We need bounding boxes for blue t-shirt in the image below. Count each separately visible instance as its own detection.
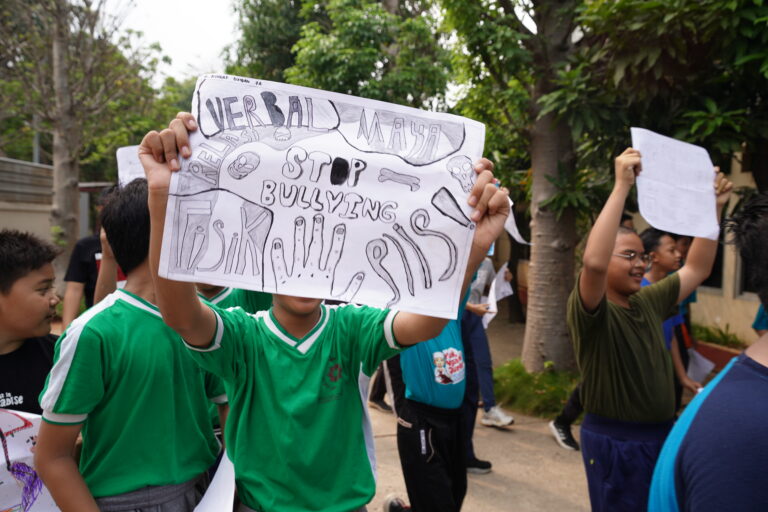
[678,289,697,317]
[753,304,767,332]
[400,294,468,410]
[642,277,683,349]
[649,354,768,511]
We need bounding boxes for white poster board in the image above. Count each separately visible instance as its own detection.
[116,145,143,187]
[0,409,59,511]
[630,128,719,240]
[159,75,486,319]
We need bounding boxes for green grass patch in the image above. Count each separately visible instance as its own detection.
[493,359,580,419]
[692,323,748,350]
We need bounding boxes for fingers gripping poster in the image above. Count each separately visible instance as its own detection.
[160,75,486,319]
[0,410,58,512]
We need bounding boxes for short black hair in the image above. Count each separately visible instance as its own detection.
[668,233,692,242]
[0,230,60,294]
[97,184,118,207]
[726,192,768,306]
[621,212,633,224]
[640,228,672,254]
[100,179,150,275]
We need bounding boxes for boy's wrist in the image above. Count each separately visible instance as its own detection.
[612,182,632,196]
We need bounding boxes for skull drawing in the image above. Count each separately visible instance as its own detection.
[227,151,260,180]
[447,155,474,193]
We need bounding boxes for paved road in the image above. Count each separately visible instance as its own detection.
[367,309,590,511]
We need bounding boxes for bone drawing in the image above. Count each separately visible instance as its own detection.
[393,223,432,290]
[431,187,472,228]
[366,239,401,307]
[410,209,458,281]
[378,167,420,191]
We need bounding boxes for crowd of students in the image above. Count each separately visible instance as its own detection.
[0,112,766,512]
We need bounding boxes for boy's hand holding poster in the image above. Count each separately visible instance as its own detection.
[158,75,486,319]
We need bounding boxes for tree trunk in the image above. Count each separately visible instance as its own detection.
[521,114,577,371]
[521,0,579,372]
[50,2,79,289]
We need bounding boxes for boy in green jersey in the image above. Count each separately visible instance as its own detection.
[35,179,227,512]
[196,283,272,312]
[140,112,510,512]
[570,148,732,512]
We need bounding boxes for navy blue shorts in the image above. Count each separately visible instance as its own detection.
[580,414,672,512]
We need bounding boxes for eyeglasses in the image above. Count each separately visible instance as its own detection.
[613,250,651,265]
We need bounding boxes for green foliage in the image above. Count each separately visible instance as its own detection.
[50,225,67,248]
[226,0,306,82]
[285,0,450,108]
[441,0,535,178]
[692,323,748,349]
[80,77,197,183]
[542,0,768,168]
[0,1,169,184]
[493,358,580,419]
[540,165,612,222]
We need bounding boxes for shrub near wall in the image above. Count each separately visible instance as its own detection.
[493,359,580,419]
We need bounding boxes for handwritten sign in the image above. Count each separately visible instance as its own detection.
[159,75,486,318]
[631,128,719,240]
[0,409,58,512]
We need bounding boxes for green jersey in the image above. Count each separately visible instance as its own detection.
[199,287,272,313]
[197,287,272,428]
[568,273,680,423]
[39,289,224,498]
[184,303,400,512]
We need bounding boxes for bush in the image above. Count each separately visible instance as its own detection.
[692,323,747,350]
[493,359,580,419]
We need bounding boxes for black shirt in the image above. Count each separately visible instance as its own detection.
[0,334,56,414]
[64,234,101,308]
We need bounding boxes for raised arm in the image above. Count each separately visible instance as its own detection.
[579,148,640,312]
[676,170,733,302]
[141,114,217,347]
[393,160,510,345]
[93,228,117,304]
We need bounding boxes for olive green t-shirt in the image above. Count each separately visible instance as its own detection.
[567,273,680,423]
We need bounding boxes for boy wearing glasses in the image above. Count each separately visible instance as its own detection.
[567,148,732,512]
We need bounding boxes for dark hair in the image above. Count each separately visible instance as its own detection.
[640,228,672,254]
[97,184,118,207]
[621,212,633,224]
[100,179,150,275]
[0,230,60,294]
[725,192,768,306]
[668,233,692,242]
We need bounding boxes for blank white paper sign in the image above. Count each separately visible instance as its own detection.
[116,145,143,187]
[631,128,719,240]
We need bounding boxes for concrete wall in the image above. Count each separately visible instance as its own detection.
[0,158,53,241]
[693,155,761,345]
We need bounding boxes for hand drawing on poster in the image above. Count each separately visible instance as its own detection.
[0,409,58,512]
[158,75,486,319]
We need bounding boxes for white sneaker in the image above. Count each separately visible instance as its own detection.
[480,405,514,427]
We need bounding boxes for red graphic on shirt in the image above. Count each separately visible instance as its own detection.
[432,348,465,385]
[327,363,342,383]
